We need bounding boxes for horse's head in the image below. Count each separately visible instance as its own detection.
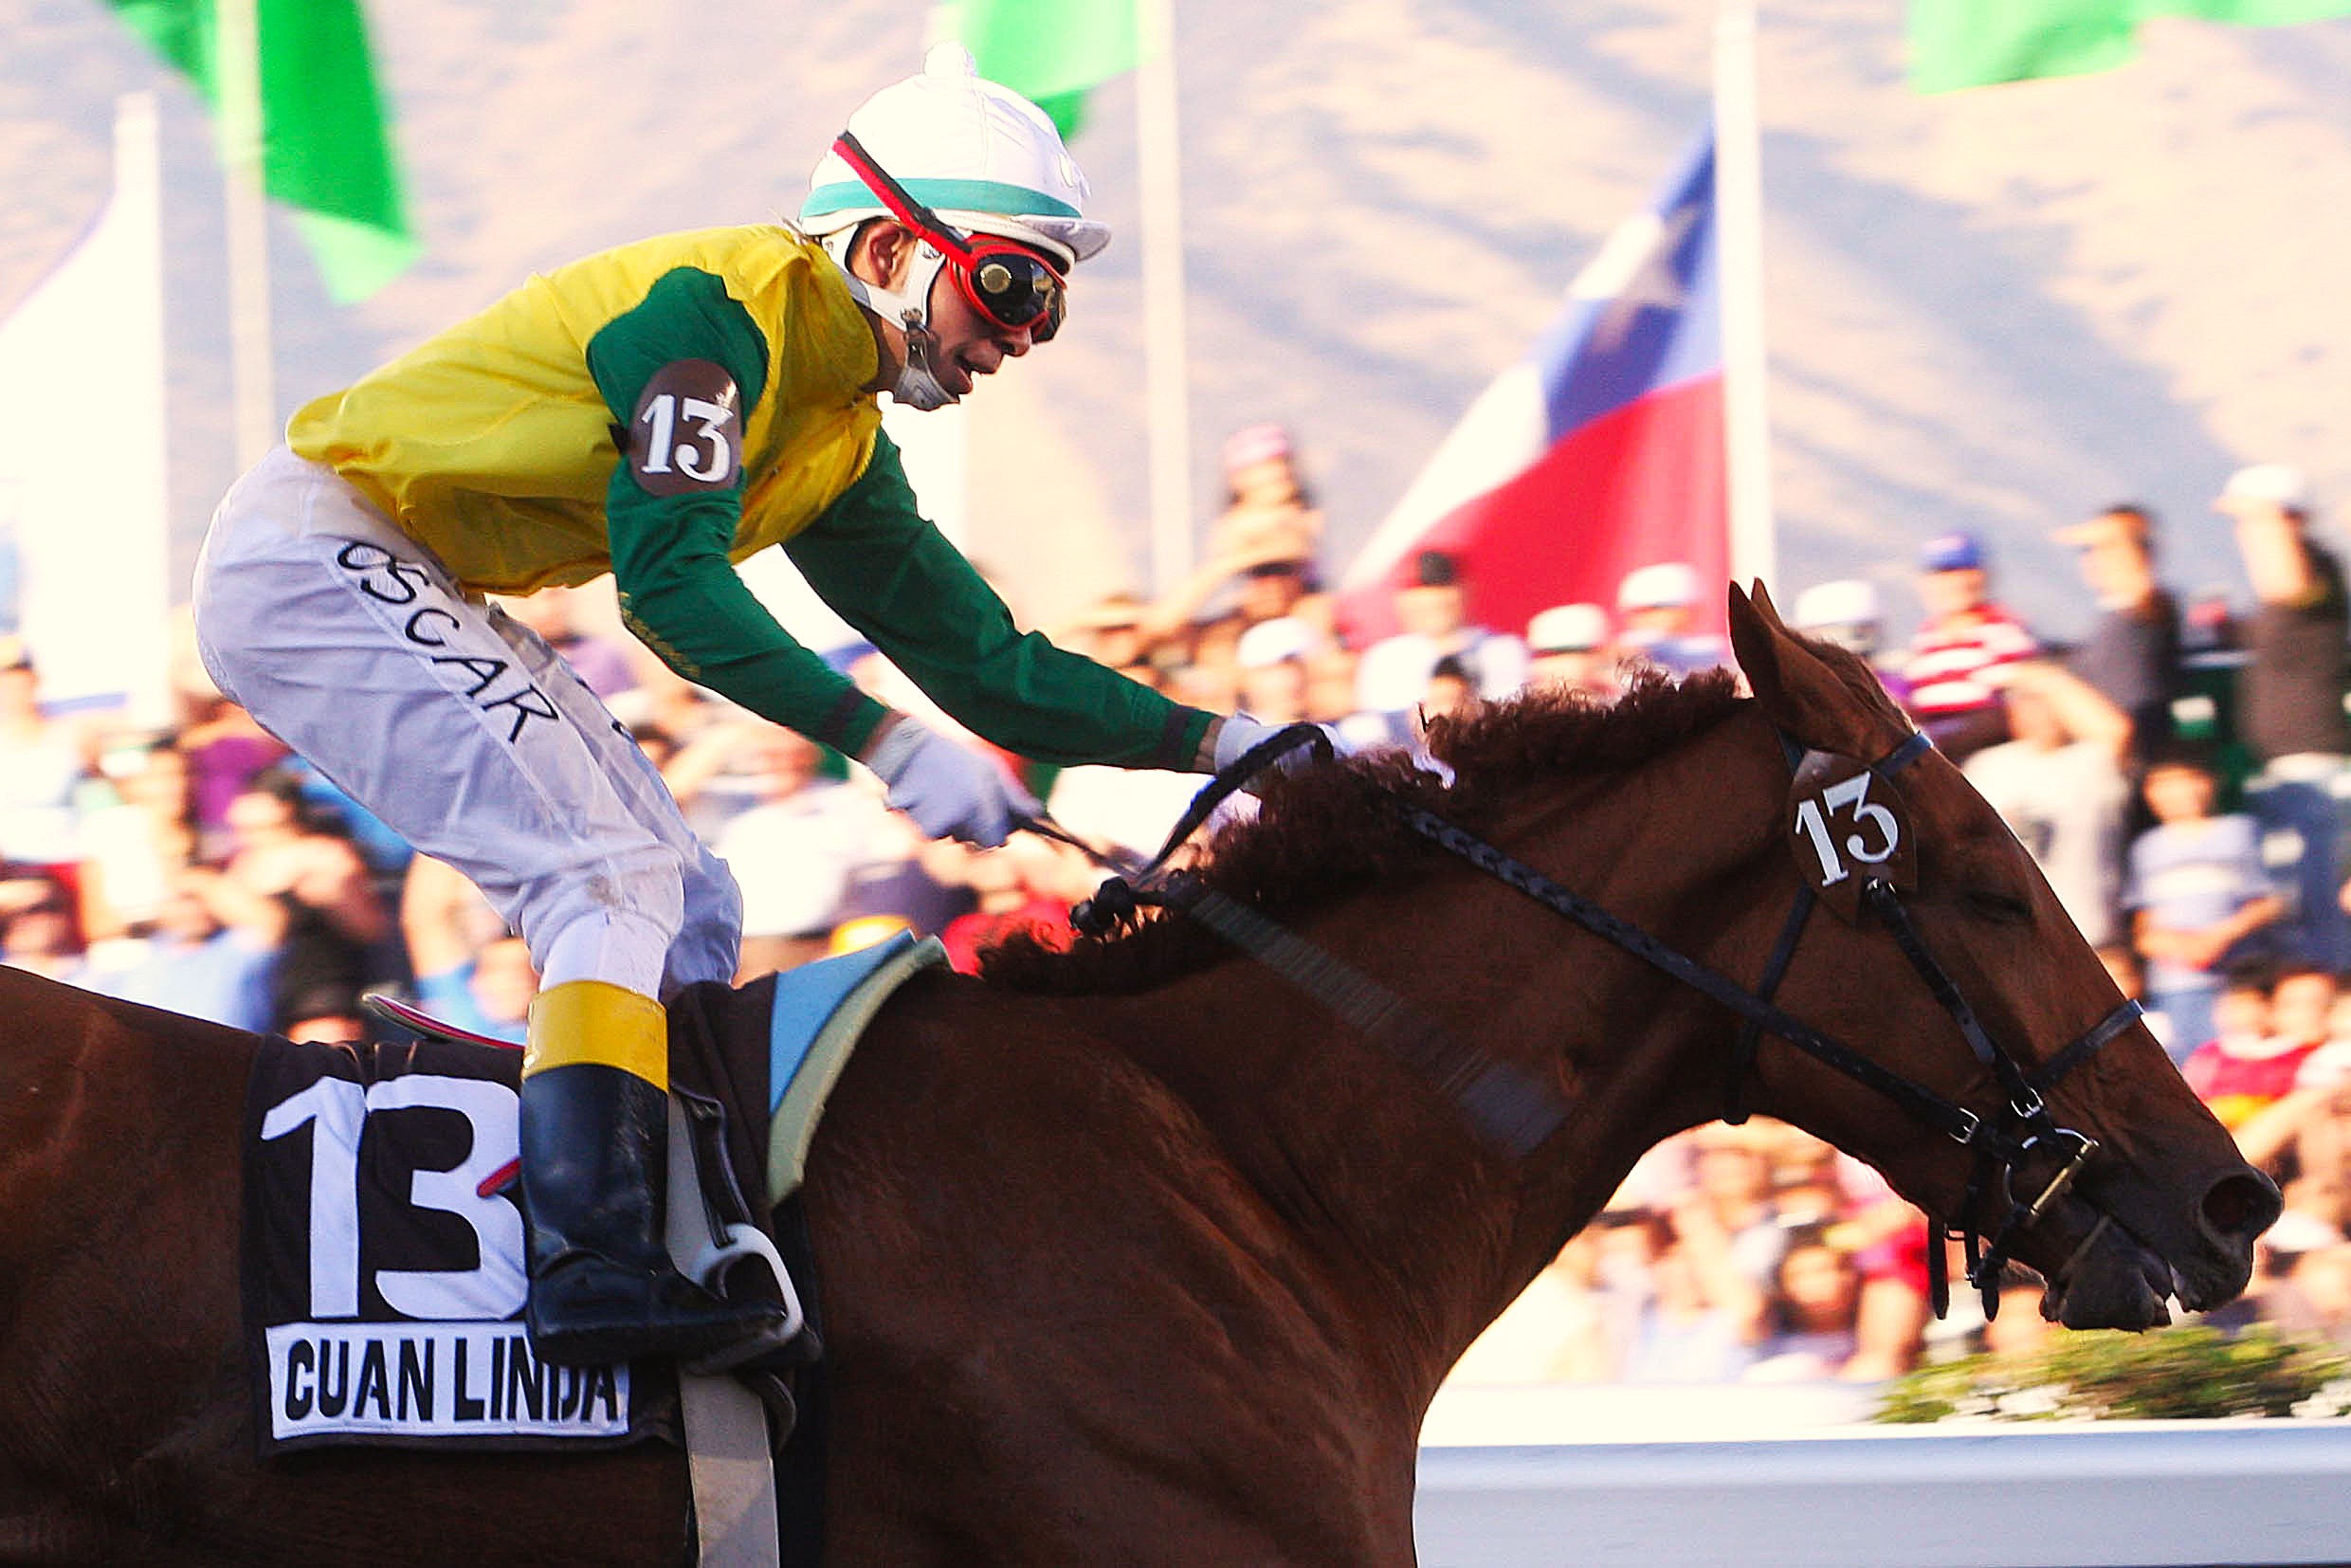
[1723,583,2277,1328]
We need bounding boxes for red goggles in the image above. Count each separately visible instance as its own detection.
[830,132,1066,343]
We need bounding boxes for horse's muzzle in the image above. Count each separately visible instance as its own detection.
[2040,1163,2281,1329]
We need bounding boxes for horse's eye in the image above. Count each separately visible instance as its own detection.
[1964,888,2034,925]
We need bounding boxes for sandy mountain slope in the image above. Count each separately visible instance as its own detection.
[3,0,2346,644]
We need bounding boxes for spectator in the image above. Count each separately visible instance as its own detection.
[1134,426,1328,656]
[401,853,537,1043]
[75,738,199,941]
[1902,531,2039,762]
[0,871,82,982]
[1444,1235,1614,1385]
[1212,423,1325,580]
[496,585,640,702]
[1524,602,1620,702]
[1056,593,1154,672]
[2123,748,2284,1062]
[1415,655,1480,733]
[1614,563,1727,680]
[712,727,887,980]
[2180,967,2324,1131]
[1960,661,2132,947]
[1791,578,1911,706]
[222,770,394,1033]
[1682,1122,1794,1291]
[1355,550,1528,717]
[90,864,283,1032]
[2055,504,2181,760]
[1745,1226,1866,1382]
[0,637,85,874]
[934,835,1090,975]
[1233,616,1320,722]
[2265,1235,2351,1351]
[2218,463,2351,974]
[1620,1208,1763,1384]
[175,692,289,863]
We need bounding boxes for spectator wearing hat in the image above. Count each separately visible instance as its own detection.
[1790,579,1910,705]
[1212,422,1324,575]
[1902,531,2039,763]
[1355,550,1529,717]
[1233,615,1320,725]
[2219,463,2351,973]
[1130,427,1329,660]
[1526,603,1621,702]
[1614,563,1728,681]
[2057,504,2181,761]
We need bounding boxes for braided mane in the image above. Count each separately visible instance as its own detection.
[983,667,1750,995]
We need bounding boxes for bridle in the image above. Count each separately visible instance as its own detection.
[1040,717,2142,1320]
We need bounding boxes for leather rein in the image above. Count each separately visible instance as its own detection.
[1037,720,2141,1320]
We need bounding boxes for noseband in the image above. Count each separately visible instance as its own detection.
[1054,721,2141,1320]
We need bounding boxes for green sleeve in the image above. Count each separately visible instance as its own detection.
[587,266,889,752]
[785,433,1214,771]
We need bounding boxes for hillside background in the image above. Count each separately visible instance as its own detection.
[4,0,2349,645]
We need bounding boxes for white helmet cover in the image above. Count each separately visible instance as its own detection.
[799,42,1110,270]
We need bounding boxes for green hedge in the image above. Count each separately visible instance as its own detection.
[1876,1325,2351,1423]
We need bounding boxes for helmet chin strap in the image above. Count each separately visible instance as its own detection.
[821,229,959,410]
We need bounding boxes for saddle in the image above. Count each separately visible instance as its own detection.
[352,932,947,1565]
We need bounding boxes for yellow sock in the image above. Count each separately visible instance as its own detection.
[522,979,667,1089]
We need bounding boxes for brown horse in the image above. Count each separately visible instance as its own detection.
[0,588,2277,1565]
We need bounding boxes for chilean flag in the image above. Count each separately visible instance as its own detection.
[1339,124,1725,646]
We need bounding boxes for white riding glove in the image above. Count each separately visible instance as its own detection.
[861,717,1041,848]
[1211,715,1350,777]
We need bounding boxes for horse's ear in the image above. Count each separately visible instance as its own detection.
[1729,578,1869,754]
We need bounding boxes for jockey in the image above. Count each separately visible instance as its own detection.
[192,46,1296,1370]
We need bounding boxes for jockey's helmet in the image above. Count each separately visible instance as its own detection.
[798,43,1109,272]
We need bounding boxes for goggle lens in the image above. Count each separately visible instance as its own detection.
[961,246,1066,343]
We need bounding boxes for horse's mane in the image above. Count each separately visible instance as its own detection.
[983,667,1751,995]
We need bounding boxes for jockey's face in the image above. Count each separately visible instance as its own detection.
[918,260,1040,400]
[852,222,1046,404]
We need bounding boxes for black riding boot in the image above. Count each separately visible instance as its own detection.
[519,1061,790,1367]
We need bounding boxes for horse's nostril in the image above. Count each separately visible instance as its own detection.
[2203,1171,2284,1240]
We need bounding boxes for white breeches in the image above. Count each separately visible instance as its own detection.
[191,447,741,1000]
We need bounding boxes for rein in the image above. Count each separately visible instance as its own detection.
[1043,719,2140,1319]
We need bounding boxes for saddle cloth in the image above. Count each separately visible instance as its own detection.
[241,932,944,1456]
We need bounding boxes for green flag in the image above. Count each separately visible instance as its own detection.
[1910,0,2351,91]
[952,0,1142,138]
[105,0,417,301]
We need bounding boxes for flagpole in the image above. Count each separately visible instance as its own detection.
[1713,0,1776,591]
[118,92,174,725]
[218,0,277,470]
[1136,0,1194,595]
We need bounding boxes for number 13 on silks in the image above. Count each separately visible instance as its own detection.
[1786,749,1916,921]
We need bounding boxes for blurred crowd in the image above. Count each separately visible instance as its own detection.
[8,426,2351,1386]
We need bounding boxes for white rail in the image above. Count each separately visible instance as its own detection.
[1415,1422,2351,1566]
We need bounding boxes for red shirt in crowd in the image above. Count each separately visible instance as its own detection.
[1904,604,2038,719]
[2181,1037,2322,1128]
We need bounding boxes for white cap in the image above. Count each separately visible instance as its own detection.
[799,43,1108,269]
[1617,561,1700,612]
[1235,616,1317,669]
[1527,603,1610,654]
[2219,463,2312,514]
[1792,578,1881,630]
